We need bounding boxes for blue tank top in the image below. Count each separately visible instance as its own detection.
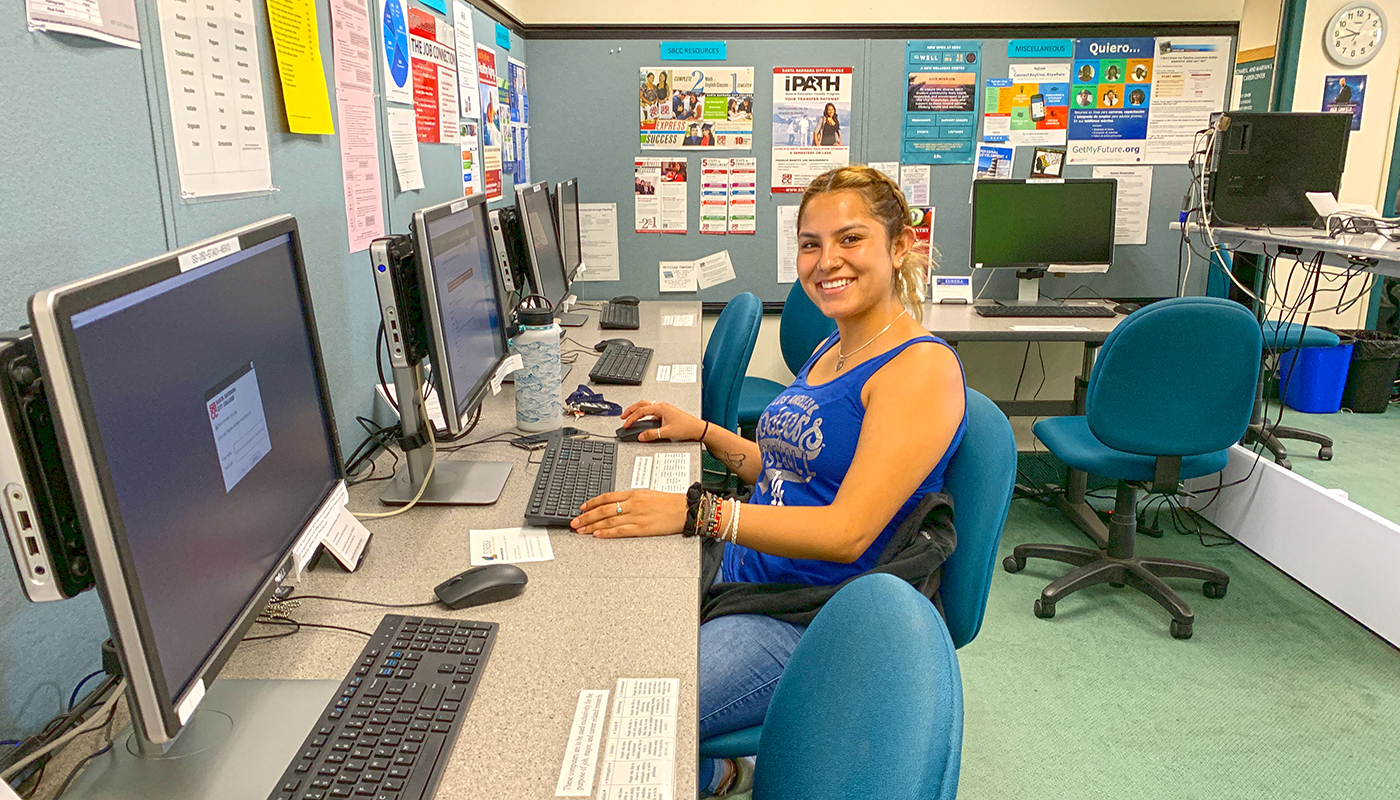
[721,332,966,587]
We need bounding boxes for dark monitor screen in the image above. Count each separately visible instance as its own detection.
[516,182,569,307]
[971,179,1117,268]
[555,179,581,276]
[415,196,509,433]
[32,218,342,739]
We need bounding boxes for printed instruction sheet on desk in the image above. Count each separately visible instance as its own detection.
[468,527,554,566]
[597,679,680,800]
[632,453,692,492]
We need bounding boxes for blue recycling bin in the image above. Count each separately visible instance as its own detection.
[1277,343,1355,413]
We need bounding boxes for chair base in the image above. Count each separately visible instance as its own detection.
[1006,481,1228,639]
[1243,419,1334,471]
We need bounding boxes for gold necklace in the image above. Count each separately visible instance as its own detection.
[835,309,908,372]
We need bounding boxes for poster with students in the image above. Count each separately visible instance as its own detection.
[476,44,502,200]
[772,67,853,193]
[640,66,755,150]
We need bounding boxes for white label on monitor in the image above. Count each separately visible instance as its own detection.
[205,363,273,493]
[178,237,241,273]
[176,678,206,725]
[450,198,469,214]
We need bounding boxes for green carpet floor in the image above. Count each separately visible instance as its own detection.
[730,493,1400,799]
[1261,401,1400,526]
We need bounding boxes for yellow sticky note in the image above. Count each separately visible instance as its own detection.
[265,0,335,135]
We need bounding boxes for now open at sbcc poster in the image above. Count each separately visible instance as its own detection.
[639,66,755,150]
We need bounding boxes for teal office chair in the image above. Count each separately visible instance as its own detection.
[1005,297,1262,639]
[701,388,1015,759]
[702,292,764,434]
[751,573,963,800]
[1244,321,1342,468]
[736,283,836,430]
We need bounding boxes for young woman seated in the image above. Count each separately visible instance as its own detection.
[571,165,967,796]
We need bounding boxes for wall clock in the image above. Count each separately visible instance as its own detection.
[1326,1,1387,66]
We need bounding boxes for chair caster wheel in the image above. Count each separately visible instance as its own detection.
[1003,555,1025,573]
[1319,447,1333,461]
[1033,598,1055,619]
[1203,582,1227,599]
[1170,620,1193,639]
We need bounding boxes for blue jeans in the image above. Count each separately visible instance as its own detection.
[698,613,806,794]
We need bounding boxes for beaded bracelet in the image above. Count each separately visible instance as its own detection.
[722,499,741,544]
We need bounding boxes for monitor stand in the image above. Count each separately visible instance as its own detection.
[995,268,1064,308]
[61,679,337,800]
[556,311,588,327]
[379,363,511,506]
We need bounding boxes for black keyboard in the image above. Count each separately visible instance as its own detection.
[974,304,1117,318]
[589,343,653,385]
[266,614,497,800]
[599,302,640,330]
[524,437,616,527]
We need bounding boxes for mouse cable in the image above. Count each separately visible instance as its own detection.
[275,594,440,609]
[255,615,374,638]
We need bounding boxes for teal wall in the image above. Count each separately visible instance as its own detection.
[0,0,524,743]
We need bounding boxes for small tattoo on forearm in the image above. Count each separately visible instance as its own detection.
[719,450,746,470]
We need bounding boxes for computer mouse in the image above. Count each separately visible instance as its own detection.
[610,295,641,305]
[434,564,528,609]
[616,418,666,442]
[594,338,634,352]
[1113,302,1141,315]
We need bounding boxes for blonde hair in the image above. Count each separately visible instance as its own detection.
[797,165,937,316]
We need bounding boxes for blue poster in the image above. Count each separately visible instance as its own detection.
[903,40,982,164]
[1323,75,1366,131]
[1066,37,1154,164]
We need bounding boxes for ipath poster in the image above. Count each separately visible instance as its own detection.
[408,8,458,143]
[476,44,502,200]
[772,67,853,193]
[640,66,755,150]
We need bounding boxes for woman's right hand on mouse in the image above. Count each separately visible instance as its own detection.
[620,400,706,442]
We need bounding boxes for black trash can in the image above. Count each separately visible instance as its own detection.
[1339,330,1400,413]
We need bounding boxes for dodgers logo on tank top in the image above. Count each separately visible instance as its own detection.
[753,392,824,506]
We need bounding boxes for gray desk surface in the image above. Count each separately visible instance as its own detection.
[921,299,1125,344]
[1176,222,1400,277]
[36,302,705,800]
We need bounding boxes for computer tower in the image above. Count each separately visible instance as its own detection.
[0,330,92,601]
[1207,112,1351,227]
[488,207,533,297]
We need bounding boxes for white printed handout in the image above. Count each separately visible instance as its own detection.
[205,362,272,493]
[408,7,458,143]
[899,164,930,205]
[577,203,621,282]
[1092,166,1153,245]
[387,107,424,191]
[321,507,372,570]
[659,158,688,233]
[777,204,799,284]
[460,120,481,195]
[451,1,479,118]
[696,251,736,290]
[1145,37,1232,163]
[596,679,679,800]
[331,0,384,252]
[640,66,755,150]
[772,67,853,193]
[556,690,610,796]
[868,161,900,184]
[700,158,730,234]
[727,159,756,234]
[468,527,554,566]
[154,0,273,198]
[669,365,697,384]
[27,0,139,47]
[377,0,412,104]
[659,261,697,292]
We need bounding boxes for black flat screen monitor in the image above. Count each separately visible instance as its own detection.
[28,215,345,746]
[555,178,582,278]
[1207,112,1351,227]
[412,194,511,437]
[971,179,1118,269]
[515,181,570,309]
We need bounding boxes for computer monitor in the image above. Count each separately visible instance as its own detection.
[1207,111,1351,227]
[970,178,1117,305]
[367,194,513,506]
[555,178,582,278]
[516,181,586,326]
[28,216,348,795]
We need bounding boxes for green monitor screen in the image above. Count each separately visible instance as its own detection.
[970,179,1117,268]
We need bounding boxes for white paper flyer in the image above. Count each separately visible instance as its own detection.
[728,158,756,234]
[700,158,730,234]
